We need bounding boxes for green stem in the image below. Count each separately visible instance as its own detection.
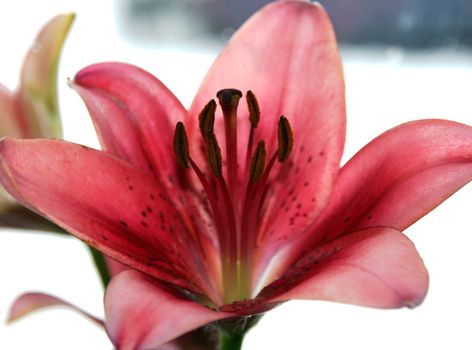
[217,315,262,350]
[87,246,111,288]
[219,330,245,350]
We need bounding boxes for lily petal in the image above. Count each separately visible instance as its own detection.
[105,270,230,350]
[8,292,214,350]
[72,62,186,177]
[313,119,472,243]
[189,1,345,274]
[17,13,75,138]
[0,138,216,298]
[72,63,221,277]
[8,292,103,327]
[261,227,428,309]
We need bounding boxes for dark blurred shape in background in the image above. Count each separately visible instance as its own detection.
[114,0,472,48]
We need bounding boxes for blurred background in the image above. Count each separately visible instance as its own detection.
[115,0,472,47]
[0,1,471,349]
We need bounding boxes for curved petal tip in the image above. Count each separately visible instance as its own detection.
[7,292,104,327]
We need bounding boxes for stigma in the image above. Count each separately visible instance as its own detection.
[173,89,293,303]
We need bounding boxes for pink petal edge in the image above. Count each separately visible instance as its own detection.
[7,292,104,327]
[265,227,429,309]
[313,119,472,243]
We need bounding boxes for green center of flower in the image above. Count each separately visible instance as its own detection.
[173,89,293,303]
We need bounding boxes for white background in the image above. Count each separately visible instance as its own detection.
[0,1,471,349]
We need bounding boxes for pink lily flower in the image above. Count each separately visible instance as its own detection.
[1,1,472,349]
[0,13,74,217]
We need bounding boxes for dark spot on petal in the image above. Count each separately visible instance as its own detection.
[119,220,128,227]
[367,214,373,220]
[140,221,148,228]
[343,217,350,223]
[147,206,153,213]
[141,210,147,217]
[307,156,313,163]
[128,185,134,191]
[319,151,325,156]
[297,203,302,209]
[149,194,155,200]
[304,182,309,187]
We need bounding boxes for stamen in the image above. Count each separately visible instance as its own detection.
[173,122,190,168]
[249,141,266,182]
[246,90,260,128]
[172,89,296,303]
[198,99,217,139]
[204,132,223,177]
[241,140,267,292]
[244,90,261,178]
[277,116,294,162]
[243,115,294,261]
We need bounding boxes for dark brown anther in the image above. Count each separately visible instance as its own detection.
[277,116,294,162]
[246,90,260,128]
[249,140,267,181]
[173,122,190,168]
[205,133,223,177]
[198,99,216,139]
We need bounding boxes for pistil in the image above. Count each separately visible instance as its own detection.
[217,89,244,300]
[217,89,242,208]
